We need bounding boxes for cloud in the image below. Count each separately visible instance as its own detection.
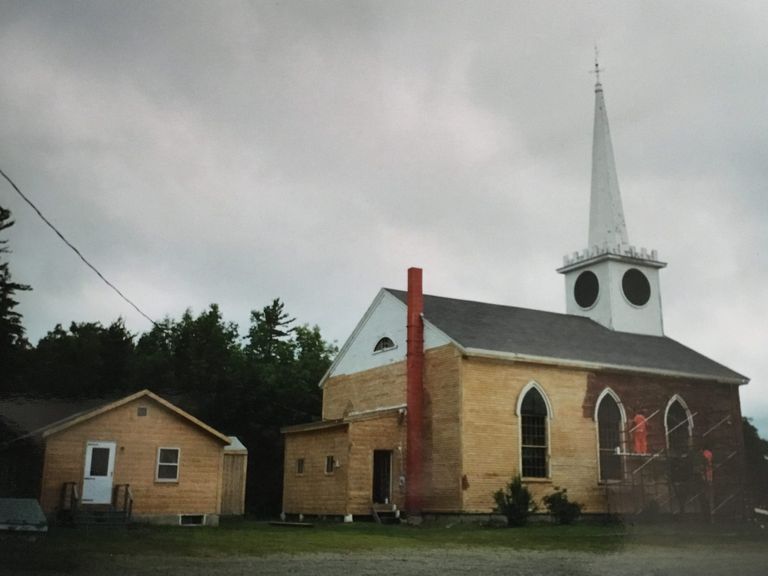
[1,1,766,432]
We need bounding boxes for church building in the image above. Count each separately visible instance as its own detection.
[281,73,748,520]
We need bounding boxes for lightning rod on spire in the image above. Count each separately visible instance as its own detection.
[591,46,604,85]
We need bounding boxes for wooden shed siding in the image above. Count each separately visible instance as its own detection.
[322,362,406,421]
[39,397,224,516]
[220,453,247,515]
[282,426,349,515]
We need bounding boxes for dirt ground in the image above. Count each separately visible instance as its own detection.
[6,546,767,576]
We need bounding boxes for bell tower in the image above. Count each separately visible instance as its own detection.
[557,62,666,336]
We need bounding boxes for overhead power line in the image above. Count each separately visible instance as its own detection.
[0,167,159,329]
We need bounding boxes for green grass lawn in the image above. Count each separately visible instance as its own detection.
[1,519,766,573]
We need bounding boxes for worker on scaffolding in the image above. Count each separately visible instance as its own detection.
[700,446,715,521]
[632,412,648,455]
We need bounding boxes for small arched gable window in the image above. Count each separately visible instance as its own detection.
[595,388,625,481]
[519,383,550,478]
[665,396,692,455]
[373,337,396,353]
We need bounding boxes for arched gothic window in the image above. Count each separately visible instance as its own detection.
[597,391,624,481]
[666,397,692,455]
[520,386,549,478]
[373,337,395,352]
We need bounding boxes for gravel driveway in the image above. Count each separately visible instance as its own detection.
[9,546,766,576]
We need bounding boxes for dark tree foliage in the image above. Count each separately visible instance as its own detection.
[0,206,31,390]
[235,303,336,515]
[742,418,768,508]
[31,320,136,397]
[134,318,177,392]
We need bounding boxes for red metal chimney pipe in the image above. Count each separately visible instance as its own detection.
[406,267,424,515]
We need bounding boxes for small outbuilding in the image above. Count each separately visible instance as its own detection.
[0,389,247,526]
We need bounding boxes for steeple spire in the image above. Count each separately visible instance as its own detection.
[588,59,629,249]
[558,58,666,337]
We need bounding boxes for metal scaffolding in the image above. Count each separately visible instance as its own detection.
[602,411,743,520]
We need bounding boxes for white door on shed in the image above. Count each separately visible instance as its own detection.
[81,441,116,504]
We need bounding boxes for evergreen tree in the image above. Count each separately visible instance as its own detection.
[0,205,31,390]
[246,298,295,363]
[31,320,135,397]
[742,418,768,508]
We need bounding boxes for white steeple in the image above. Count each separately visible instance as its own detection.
[589,68,629,249]
[557,59,666,336]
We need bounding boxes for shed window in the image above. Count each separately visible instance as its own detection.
[137,406,148,417]
[373,337,395,352]
[156,447,180,482]
[297,458,305,474]
[597,394,623,481]
[325,455,335,474]
[520,387,548,478]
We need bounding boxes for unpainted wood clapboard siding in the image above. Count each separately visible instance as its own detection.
[39,397,225,516]
[282,425,349,515]
[322,361,406,421]
[461,358,604,512]
[421,345,463,512]
[346,412,406,514]
[220,453,247,515]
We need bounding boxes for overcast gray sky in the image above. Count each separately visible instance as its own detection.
[1,1,766,433]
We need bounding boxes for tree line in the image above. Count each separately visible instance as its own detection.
[1,205,335,515]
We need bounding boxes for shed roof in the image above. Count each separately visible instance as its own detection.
[281,419,346,434]
[224,436,248,454]
[386,289,747,384]
[0,390,231,445]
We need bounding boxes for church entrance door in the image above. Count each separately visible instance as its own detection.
[372,450,392,504]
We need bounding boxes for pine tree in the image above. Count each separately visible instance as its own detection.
[0,206,32,350]
[0,206,31,369]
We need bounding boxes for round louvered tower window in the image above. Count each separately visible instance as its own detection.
[574,271,599,308]
[622,268,651,306]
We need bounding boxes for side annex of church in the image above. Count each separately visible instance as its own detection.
[281,72,748,520]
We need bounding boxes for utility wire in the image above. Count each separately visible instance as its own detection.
[0,167,159,329]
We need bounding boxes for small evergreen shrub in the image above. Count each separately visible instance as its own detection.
[493,474,537,527]
[542,487,583,525]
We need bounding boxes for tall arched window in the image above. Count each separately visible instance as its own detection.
[666,397,692,455]
[520,386,549,478]
[596,390,624,481]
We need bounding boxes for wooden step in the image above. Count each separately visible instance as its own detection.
[73,507,130,526]
[372,503,400,524]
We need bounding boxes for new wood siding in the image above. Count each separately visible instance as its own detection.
[422,345,463,512]
[282,425,349,515]
[39,397,225,517]
[346,413,406,514]
[322,361,406,421]
[460,357,604,512]
[220,453,248,515]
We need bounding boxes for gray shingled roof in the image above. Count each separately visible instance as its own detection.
[386,289,746,384]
